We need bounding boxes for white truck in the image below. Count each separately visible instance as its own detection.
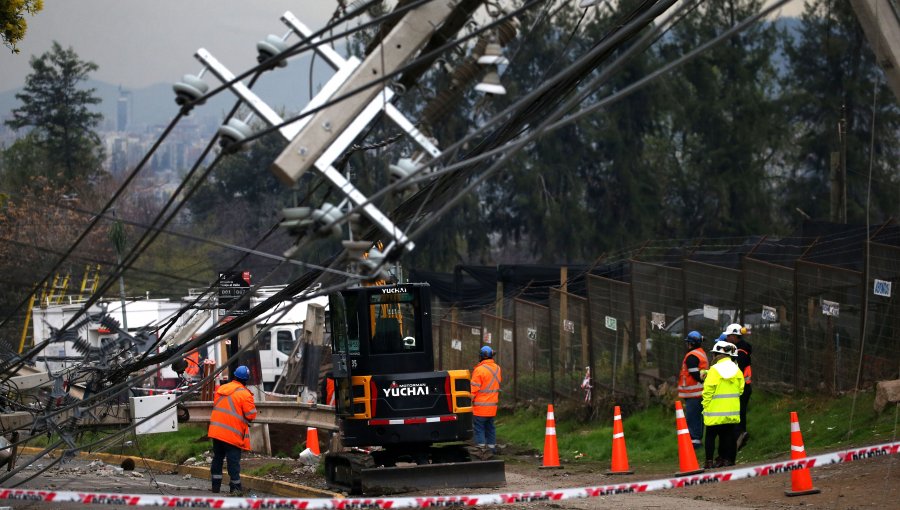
[31,287,328,392]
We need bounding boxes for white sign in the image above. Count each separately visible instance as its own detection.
[822,299,840,317]
[451,339,462,351]
[471,327,480,336]
[503,329,513,342]
[651,312,666,330]
[703,305,719,320]
[761,305,777,322]
[526,327,537,341]
[563,319,575,334]
[874,279,892,298]
[605,316,617,331]
[483,331,492,344]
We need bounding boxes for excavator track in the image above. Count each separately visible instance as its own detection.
[324,445,506,495]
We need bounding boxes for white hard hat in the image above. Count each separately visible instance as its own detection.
[724,323,743,336]
[711,340,738,357]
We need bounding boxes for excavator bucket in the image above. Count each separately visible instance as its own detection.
[359,460,506,495]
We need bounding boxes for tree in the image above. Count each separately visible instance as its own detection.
[1,0,43,53]
[649,0,788,238]
[4,41,104,189]
[781,0,900,225]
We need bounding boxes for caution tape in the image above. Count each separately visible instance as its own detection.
[1,441,897,508]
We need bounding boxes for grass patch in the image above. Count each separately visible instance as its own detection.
[245,462,294,477]
[497,389,898,472]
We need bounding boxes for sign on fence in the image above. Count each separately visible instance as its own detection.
[651,312,666,330]
[761,305,777,322]
[605,316,617,331]
[483,331,492,344]
[503,329,513,342]
[471,327,480,336]
[822,299,840,317]
[563,319,575,333]
[451,339,462,351]
[526,327,537,341]
[703,305,718,320]
[874,279,892,298]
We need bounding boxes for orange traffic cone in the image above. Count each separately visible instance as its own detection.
[674,400,704,476]
[785,412,820,497]
[306,427,321,456]
[607,405,633,475]
[539,404,563,469]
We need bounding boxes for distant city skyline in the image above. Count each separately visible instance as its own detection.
[0,0,340,92]
[2,1,806,93]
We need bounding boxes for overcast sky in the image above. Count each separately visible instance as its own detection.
[1,0,805,93]
[0,0,341,92]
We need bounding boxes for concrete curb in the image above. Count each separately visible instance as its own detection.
[19,447,339,498]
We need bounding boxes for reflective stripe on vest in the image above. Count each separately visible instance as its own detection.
[472,361,501,417]
[678,348,708,398]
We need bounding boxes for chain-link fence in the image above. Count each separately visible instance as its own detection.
[426,224,900,412]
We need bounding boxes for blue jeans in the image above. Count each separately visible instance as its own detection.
[210,439,242,488]
[683,397,704,449]
[473,416,496,447]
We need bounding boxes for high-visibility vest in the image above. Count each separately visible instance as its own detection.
[737,348,752,384]
[471,359,502,417]
[208,381,257,450]
[678,348,708,399]
[184,350,200,378]
[701,358,745,426]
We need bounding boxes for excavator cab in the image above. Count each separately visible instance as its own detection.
[325,282,505,494]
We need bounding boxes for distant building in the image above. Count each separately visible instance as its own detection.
[116,86,131,132]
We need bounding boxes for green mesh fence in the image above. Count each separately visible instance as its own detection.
[742,257,796,388]
[795,261,863,393]
[437,318,482,372]
[480,312,515,397]
[683,260,741,340]
[863,240,900,382]
[587,274,637,397]
[631,261,684,381]
[549,289,590,404]
[513,299,551,403]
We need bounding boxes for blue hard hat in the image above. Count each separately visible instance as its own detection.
[234,365,250,381]
[685,331,703,343]
[480,346,494,359]
[717,333,727,342]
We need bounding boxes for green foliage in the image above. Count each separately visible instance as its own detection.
[1,0,42,53]
[3,41,104,189]
[781,0,900,224]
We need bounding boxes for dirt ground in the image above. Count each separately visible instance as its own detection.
[242,441,900,509]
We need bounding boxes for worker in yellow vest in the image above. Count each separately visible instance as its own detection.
[702,340,744,469]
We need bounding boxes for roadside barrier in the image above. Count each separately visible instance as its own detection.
[539,404,562,469]
[674,400,703,476]
[784,411,820,497]
[606,405,633,475]
[2,441,896,508]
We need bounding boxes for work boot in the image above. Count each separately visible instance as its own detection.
[229,483,244,497]
[704,459,714,469]
[211,479,221,494]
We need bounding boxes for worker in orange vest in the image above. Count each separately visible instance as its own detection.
[208,365,257,496]
[678,331,708,452]
[471,346,502,459]
[184,349,201,381]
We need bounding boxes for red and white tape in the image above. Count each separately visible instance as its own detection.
[1,442,897,508]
